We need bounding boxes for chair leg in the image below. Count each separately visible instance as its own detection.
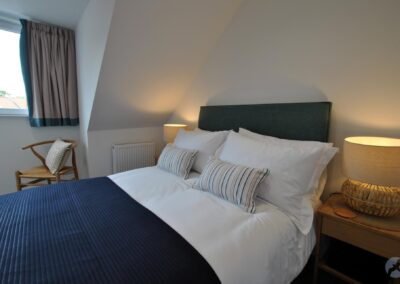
[71,149,79,180]
[55,174,60,183]
[15,171,22,191]
[73,167,79,180]
[47,179,52,185]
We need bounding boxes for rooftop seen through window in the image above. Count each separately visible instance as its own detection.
[0,28,27,114]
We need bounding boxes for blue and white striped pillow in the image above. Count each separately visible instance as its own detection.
[157,145,198,179]
[194,158,269,213]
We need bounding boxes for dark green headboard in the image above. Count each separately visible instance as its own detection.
[198,102,332,142]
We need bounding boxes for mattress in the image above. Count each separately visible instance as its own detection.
[110,166,315,284]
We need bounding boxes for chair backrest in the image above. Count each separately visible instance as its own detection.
[22,139,78,170]
[61,139,78,149]
[22,139,78,150]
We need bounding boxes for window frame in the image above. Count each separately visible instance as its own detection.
[0,16,28,117]
[0,108,28,117]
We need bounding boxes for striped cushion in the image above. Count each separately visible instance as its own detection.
[194,158,269,213]
[157,145,198,179]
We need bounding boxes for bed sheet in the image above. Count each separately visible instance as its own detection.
[109,167,315,284]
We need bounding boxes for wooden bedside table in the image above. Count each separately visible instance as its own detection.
[313,193,400,284]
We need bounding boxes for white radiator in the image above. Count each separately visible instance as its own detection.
[112,142,156,173]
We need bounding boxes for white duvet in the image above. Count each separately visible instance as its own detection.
[109,167,314,284]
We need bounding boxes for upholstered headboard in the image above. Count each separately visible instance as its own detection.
[198,102,332,142]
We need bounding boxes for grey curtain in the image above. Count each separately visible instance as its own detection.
[21,20,79,126]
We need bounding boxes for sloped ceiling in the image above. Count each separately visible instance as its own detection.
[0,0,89,29]
[88,0,243,130]
[75,0,116,145]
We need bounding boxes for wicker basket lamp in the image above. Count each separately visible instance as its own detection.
[342,137,400,217]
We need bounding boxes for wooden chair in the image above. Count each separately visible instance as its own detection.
[15,139,79,191]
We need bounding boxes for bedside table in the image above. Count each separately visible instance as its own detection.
[313,193,400,284]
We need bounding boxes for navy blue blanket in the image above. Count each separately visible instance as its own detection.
[0,177,220,283]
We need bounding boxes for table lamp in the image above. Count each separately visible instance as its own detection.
[163,124,187,144]
[342,136,400,217]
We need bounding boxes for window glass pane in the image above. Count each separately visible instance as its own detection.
[0,29,27,110]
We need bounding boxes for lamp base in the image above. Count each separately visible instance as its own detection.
[341,179,400,217]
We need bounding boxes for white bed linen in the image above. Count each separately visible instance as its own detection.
[109,167,315,284]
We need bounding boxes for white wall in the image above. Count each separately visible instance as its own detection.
[75,0,116,175]
[87,127,163,177]
[0,117,85,195]
[76,0,115,143]
[76,0,242,178]
[88,0,243,131]
[171,0,400,197]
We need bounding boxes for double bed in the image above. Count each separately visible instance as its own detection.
[0,102,332,283]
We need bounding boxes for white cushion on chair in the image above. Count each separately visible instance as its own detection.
[45,139,72,174]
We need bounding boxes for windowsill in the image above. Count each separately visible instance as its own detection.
[0,109,28,117]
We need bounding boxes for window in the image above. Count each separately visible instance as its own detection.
[0,23,28,116]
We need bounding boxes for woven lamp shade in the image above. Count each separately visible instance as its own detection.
[342,137,400,217]
[163,124,187,144]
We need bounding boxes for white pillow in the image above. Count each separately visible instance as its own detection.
[173,129,228,173]
[314,169,327,202]
[310,169,327,210]
[45,139,72,174]
[239,128,337,202]
[195,128,233,156]
[218,132,336,234]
